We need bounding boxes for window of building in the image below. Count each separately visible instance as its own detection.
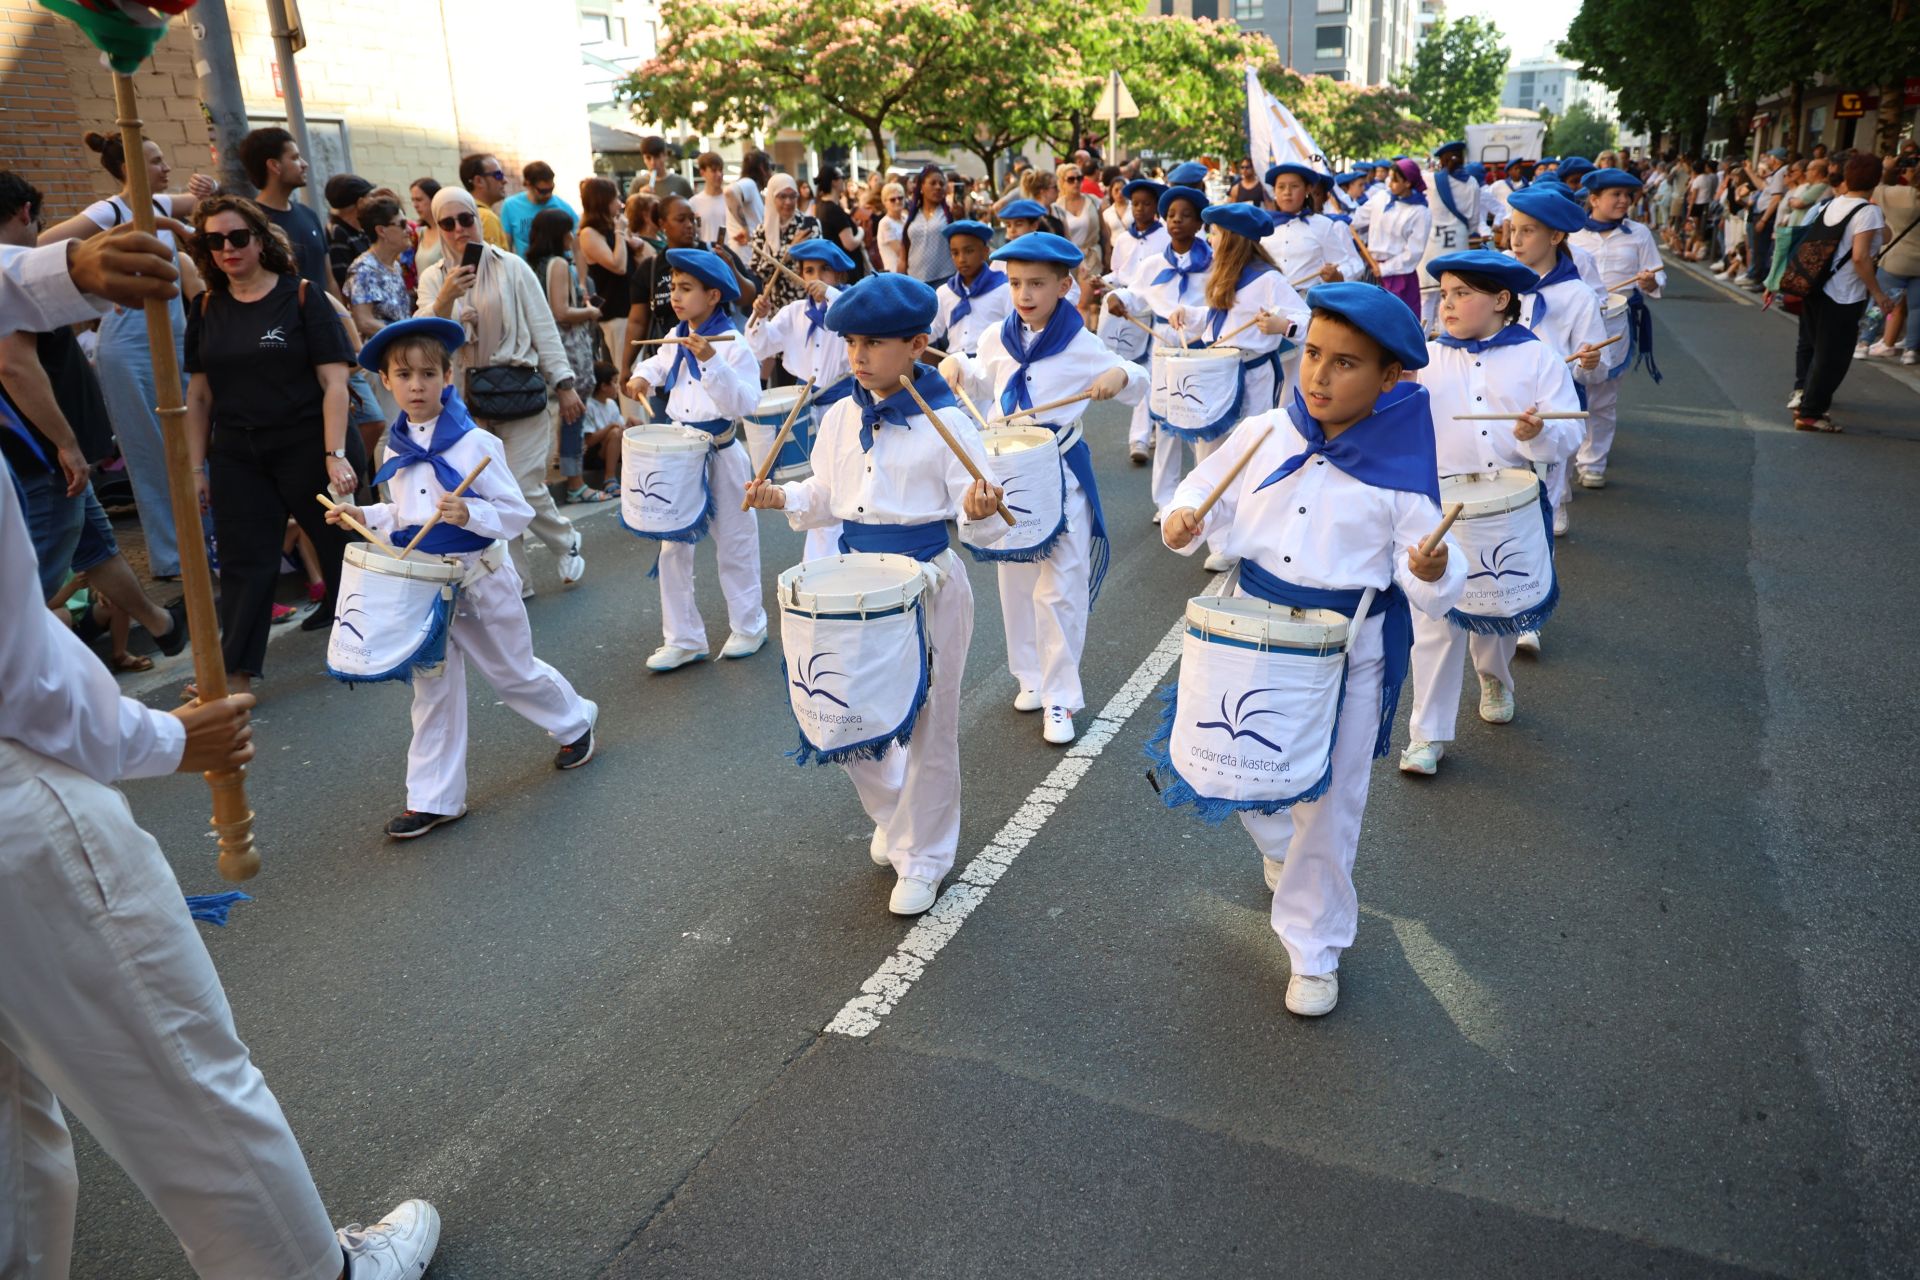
[1316,0,1350,11]
[1519,70,1535,85]
[580,11,609,41]
[1315,24,1348,59]
[1233,0,1264,17]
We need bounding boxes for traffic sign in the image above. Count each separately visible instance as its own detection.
[1093,71,1139,122]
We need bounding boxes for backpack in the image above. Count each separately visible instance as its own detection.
[1777,200,1867,302]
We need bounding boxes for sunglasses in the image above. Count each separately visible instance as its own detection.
[437,211,478,231]
[486,169,507,181]
[197,228,255,250]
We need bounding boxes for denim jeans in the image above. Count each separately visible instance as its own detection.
[1877,267,1920,350]
[94,300,187,577]
[14,467,84,599]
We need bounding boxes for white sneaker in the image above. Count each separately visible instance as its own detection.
[1868,340,1898,358]
[1129,443,1150,465]
[646,645,708,672]
[520,581,536,600]
[1852,342,1870,360]
[1577,469,1607,490]
[1262,855,1284,892]
[1013,687,1043,712]
[558,533,585,586]
[869,826,892,867]
[889,873,938,915]
[720,628,767,659]
[1787,389,1804,410]
[1286,971,1338,1017]
[1552,504,1569,537]
[1516,630,1541,656]
[339,1199,440,1280]
[1399,740,1444,774]
[1151,511,1163,525]
[1043,706,1076,744]
[1479,675,1515,724]
[1203,551,1239,573]
[1903,351,1918,366]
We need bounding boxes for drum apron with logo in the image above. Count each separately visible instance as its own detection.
[1149,345,1245,443]
[959,423,1071,563]
[1097,306,1150,362]
[327,543,463,684]
[1441,468,1557,634]
[778,553,933,766]
[619,424,723,544]
[742,385,814,483]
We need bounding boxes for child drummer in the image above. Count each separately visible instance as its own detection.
[931,220,1010,358]
[1105,179,1169,468]
[625,247,768,672]
[1158,283,1464,1017]
[744,275,1006,917]
[941,232,1146,745]
[1568,168,1664,488]
[1398,251,1581,779]
[324,318,597,839]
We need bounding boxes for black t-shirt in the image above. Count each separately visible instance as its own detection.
[261,199,332,293]
[185,275,354,433]
[814,199,864,282]
[0,328,116,476]
[631,238,761,340]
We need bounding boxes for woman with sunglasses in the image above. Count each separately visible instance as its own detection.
[416,186,588,590]
[346,196,416,433]
[181,196,358,693]
[876,182,907,273]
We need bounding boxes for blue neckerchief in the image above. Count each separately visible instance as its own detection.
[1433,324,1538,354]
[1272,209,1312,225]
[370,386,476,491]
[839,519,949,561]
[662,311,737,392]
[996,301,1085,416]
[1391,190,1428,207]
[852,362,958,452]
[803,297,828,339]
[1325,212,1352,225]
[1523,249,1583,325]
[1127,220,1162,241]
[812,373,857,413]
[1204,264,1275,340]
[1584,216,1624,233]
[1434,169,1468,226]
[948,266,1007,326]
[1253,383,1440,505]
[1150,239,1213,298]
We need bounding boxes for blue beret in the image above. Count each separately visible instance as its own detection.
[1505,186,1587,232]
[1304,282,1428,370]
[999,198,1048,221]
[1336,170,1367,185]
[1582,168,1642,194]
[1558,157,1596,181]
[824,273,937,340]
[1434,140,1466,157]
[786,239,856,274]
[358,316,464,372]
[1264,162,1319,187]
[944,219,993,244]
[1539,156,1560,165]
[665,247,739,305]
[1765,146,1787,159]
[990,231,1083,267]
[1463,162,1487,184]
[1121,178,1167,200]
[1202,201,1274,242]
[1157,186,1210,218]
[1165,161,1209,187]
[1424,249,1539,295]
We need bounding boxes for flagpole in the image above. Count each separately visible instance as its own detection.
[1108,69,1118,164]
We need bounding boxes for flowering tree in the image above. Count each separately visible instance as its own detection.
[1282,70,1431,165]
[1115,16,1281,159]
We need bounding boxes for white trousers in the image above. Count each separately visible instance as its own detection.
[1236,610,1385,976]
[407,553,593,815]
[998,479,1091,714]
[0,741,341,1280]
[491,407,577,578]
[844,559,974,884]
[1127,394,1152,448]
[1152,361,1274,538]
[1577,376,1620,477]
[802,524,842,564]
[1408,610,1516,745]
[656,441,766,652]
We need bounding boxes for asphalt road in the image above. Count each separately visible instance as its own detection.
[70,270,1920,1278]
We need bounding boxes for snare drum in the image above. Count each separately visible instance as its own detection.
[327,543,462,684]
[1601,292,1629,323]
[620,425,716,542]
[1150,345,1245,441]
[743,386,813,483]
[1440,468,1557,632]
[1097,306,1150,362]
[960,423,1068,560]
[778,553,933,765]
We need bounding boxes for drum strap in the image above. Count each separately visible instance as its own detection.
[1240,559,1409,760]
[683,416,739,447]
[839,519,948,562]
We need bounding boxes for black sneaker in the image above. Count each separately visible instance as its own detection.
[299,607,335,632]
[151,599,189,657]
[385,809,464,839]
[555,726,595,770]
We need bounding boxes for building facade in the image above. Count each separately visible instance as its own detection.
[1188,0,1413,85]
[1502,55,1617,122]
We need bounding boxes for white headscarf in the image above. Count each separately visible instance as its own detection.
[762,173,798,257]
[430,186,502,367]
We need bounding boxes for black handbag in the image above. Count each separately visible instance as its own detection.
[464,364,548,419]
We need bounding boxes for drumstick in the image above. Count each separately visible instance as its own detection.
[1173,316,1195,349]
[740,376,815,511]
[1564,333,1624,362]
[988,387,1098,423]
[773,256,810,290]
[1350,227,1382,280]
[1451,411,1589,420]
[1419,502,1464,556]
[950,382,993,432]
[895,374,1016,526]
[1191,424,1273,522]
[630,333,739,346]
[396,456,493,559]
[1208,312,1270,348]
[315,492,396,554]
[1114,311,1156,337]
[1605,276,1646,293]
[1291,270,1326,289]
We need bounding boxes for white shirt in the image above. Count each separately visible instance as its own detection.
[1485,179,1514,228]
[1816,196,1886,304]
[1352,183,1391,237]
[1107,221,1170,285]
[361,414,531,545]
[1568,220,1665,335]
[81,194,179,252]
[1368,198,1433,275]
[1415,336,1584,476]
[689,190,729,246]
[877,217,906,273]
[1429,170,1481,240]
[954,318,1147,429]
[932,270,1014,357]
[0,471,183,781]
[1111,239,1215,333]
[1166,404,1466,623]
[1259,214,1350,285]
[632,324,763,424]
[745,286,850,385]
[0,243,111,336]
[1516,264,1611,387]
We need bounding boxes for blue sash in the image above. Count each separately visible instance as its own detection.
[1433,170,1469,229]
[839,518,948,561]
[391,523,491,554]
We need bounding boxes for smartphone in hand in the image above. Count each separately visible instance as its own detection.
[461,242,485,270]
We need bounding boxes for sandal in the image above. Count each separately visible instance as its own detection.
[601,479,621,497]
[110,653,153,673]
[565,484,613,504]
[270,602,299,625]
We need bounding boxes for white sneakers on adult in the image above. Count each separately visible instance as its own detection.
[1203,552,1239,573]
[558,532,585,586]
[889,873,939,915]
[1577,468,1607,490]
[646,645,708,672]
[869,826,892,867]
[1286,971,1338,1017]
[1043,706,1076,744]
[1552,504,1569,537]
[1399,740,1444,775]
[1013,686,1043,712]
[1903,351,1918,366]
[1787,388,1804,410]
[721,628,767,659]
[1262,855,1284,892]
[1868,340,1899,359]
[1479,675,1515,724]
[339,1199,440,1279]
[1516,630,1541,656]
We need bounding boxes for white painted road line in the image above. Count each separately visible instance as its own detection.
[825,572,1230,1038]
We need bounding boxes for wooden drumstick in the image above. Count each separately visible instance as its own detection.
[1452,411,1589,420]
[1419,502,1464,556]
[1191,424,1274,521]
[895,374,1016,525]
[396,456,493,559]
[740,376,815,511]
[950,382,993,432]
[773,256,810,290]
[315,492,396,554]
[630,333,738,346]
[1350,227,1382,280]
[1605,276,1645,293]
[1291,270,1328,289]
[1565,333,1624,362]
[989,387,1098,424]
[1114,310,1157,337]
[1208,311,1270,348]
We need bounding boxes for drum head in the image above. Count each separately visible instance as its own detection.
[624,424,711,455]
[1186,595,1349,652]
[778,552,928,614]
[980,424,1056,457]
[754,386,806,419]
[1440,467,1539,518]
[1602,293,1629,319]
[1157,346,1242,367]
[344,542,461,582]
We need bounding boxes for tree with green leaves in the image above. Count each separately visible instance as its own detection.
[1113,15,1281,160]
[1561,0,1721,152]
[1395,16,1510,141]
[1281,68,1431,164]
[1548,101,1618,158]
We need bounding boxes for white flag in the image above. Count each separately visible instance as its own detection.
[1245,65,1330,175]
